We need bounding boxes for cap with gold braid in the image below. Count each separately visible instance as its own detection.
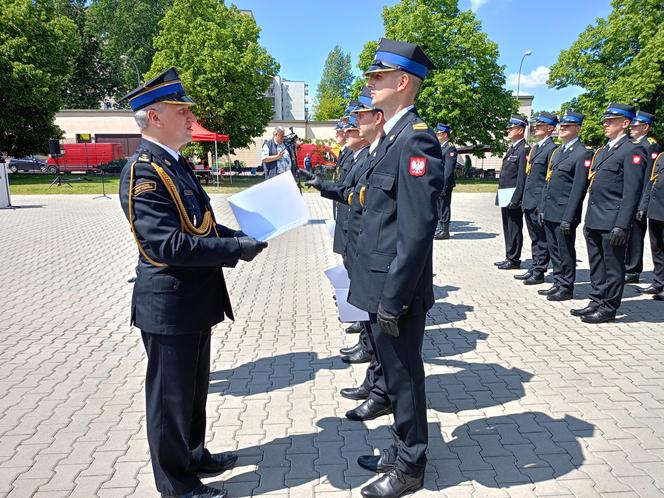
[118,67,194,111]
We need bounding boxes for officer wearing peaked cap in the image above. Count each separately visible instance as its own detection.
[626,111,661,285]
[516,112,558,285]
[434,123,458,240]
[495,114,530,270]
[637,152,664,300]
[346,38,443,498]
[118,67,267,498]
[572,103,647,323]
[539,111,593,301]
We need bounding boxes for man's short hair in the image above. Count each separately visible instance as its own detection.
[133,103,166,130]
[273,126,285,136]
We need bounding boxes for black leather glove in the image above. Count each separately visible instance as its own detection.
[298,168,315,181]
[506,201,519,210]
[377,303,400,338]
[636,211,645,222]
[609,227,627,246]
[305,176,323,190]
[236,236,268,261]
[559,221,571,235]
[232,230,247,237]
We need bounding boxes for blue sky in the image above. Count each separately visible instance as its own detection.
[232,0,613,113]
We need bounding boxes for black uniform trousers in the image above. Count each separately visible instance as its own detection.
[141,329,213,495]
[544,221,577,292]
[501,206,524,263]
[370,312,427,476]
[625,217,648,276]
[359,321,390,405]
[649,219,664,289]
[585,228,628,313]
[524,208,550,275]
[438,187,452,224]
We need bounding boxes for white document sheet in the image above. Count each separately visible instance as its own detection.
[227,173,309,241]
[325,219,336,240]
[324,264,369,322]
[497,187,517,208]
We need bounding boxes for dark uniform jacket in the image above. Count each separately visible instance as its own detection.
[119,139,241,335]
[522,136,557,211]
[320,147,370,255]
[645,153,664,221]
[637,136,662,213]
[584,135,647,231]
[343,152,374,271]
[541,140,593,224]
[348,108,444,316]
[498,139,529,205]
[441,141,457,191]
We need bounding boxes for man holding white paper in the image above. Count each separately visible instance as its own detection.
[496,114,530,270]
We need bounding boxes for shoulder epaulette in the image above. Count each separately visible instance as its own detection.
[137,152,152,163]
[412,122,428,131]
[648,137,657,144]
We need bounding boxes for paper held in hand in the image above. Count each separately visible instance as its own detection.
[227,172,309,241]
[497,187,516,208]
[324,265,369,322]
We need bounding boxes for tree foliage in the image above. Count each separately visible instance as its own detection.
[314,45,353,120]
[549,0,664,145]
[0,0,80,155]
[149,0,279,150]
[361,0,517,154]
[86,0,172,99]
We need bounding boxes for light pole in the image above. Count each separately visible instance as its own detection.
[120,55,141,86]
[516,50,532,100]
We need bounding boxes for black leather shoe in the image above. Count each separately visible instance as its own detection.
[653,291,664,301]
[494,259,508,266]
[345,321,364,334]
[636,284,663,295]
[346,399,392,421]
[194,452,238,476]
[547,290,573,301]
[581,310,616,324]
[570,304,598,317]
[341,348,372,364]
[514,270,533,280]
[538,285,559,296]
[340,341,363,355]
[162,484,227,498]
[340,386,370,400]
[625,273,640,284]
[497,261,520,270]
[523,274,545,285]
[361,468,424,498]
[358,446,398,473]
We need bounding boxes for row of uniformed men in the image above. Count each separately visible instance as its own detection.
[495,104,662,323]
[300,39,449,498]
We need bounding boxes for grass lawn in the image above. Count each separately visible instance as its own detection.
[8,173,498,195]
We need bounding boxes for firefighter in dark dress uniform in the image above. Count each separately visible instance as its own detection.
[539,111,592,301]
[626,111,660,284]
[515,112,558,284]
[637,152,664,300]
[433,123,457,240]
[345,39,442,498]
[117,68,267,498]
[572,103,647,323]
[495,115,530,270]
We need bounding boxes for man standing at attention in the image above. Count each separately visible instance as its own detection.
[118,68,267,498]
[347,39,442,498]
[433,123,457,240]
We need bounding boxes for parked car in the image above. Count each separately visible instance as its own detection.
[296,143,338,169]
[8,156,47,173]
[46,143,125,173]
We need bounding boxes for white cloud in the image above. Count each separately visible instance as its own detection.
[470,0,489,11]
[507,66,550,89]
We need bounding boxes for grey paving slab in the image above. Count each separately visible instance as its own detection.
[1,193,663,497]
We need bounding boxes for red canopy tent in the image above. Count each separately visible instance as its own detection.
[190,122,230,185]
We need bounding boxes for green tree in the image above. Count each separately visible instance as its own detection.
[149,0,279,149]
[86,0,172,99]
[55,0,115,108]
[363,0,517,155]
[0,0,80,156]
[314,46,353,120]
[549,0,664,145]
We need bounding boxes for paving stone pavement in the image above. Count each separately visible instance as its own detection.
[1,193,663,498]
